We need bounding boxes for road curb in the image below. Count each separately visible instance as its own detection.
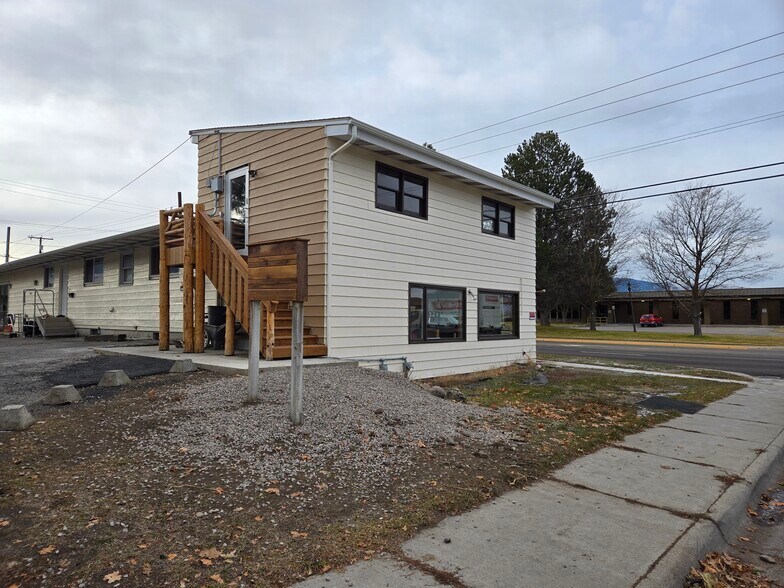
[538,337,756,349]
[639,412,784,586]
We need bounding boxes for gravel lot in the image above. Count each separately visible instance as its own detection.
[0,336,171,406]
[143,364,524,499]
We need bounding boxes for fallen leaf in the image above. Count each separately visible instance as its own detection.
[38,545,56,555]
[0,519,10,527]
[209,573,224,584]
[141,563,152,575]
[321,564,332,573]
[289,491,304,498]
[214,487,224,495]
[86,517,100,528]
[178,446,188,453]
[299,454,311,461]
[747,508,758,517]
[738,536,751,542]
[290,531,309,538]
[166,553,177,561]
[416,440,426,448]
[104,571,122,584]
[198,547,221,559]
[200,558,213,566]
[128,558,137,565]
[264,487,280,495]
[254,516,263,522]
[137,543,149,549]
[315,482,328,491]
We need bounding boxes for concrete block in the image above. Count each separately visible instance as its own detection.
[0,405,35,431]
[292,555,447,587]
[98,370,131,387]
[169,359,197,373]
[42,385,82,405]
[403,480,690,588]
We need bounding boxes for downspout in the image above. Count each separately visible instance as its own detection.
[326,124,357,353]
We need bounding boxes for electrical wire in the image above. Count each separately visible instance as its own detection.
[459,70,784,159]
[432,30,784,145]
[41,137,190,235]
[442,53,784,152]
[0,179,156,211]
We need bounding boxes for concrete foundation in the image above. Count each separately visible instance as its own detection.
[0,404,35,431]
[98,369,131,387]
[42,385,82,405]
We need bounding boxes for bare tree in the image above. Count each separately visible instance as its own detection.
[639,185,775,336]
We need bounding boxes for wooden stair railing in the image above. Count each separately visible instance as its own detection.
[195,205,249,355]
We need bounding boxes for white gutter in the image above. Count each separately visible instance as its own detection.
[325,124,357,353]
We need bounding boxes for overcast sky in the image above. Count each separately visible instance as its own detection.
[1,0,782,285]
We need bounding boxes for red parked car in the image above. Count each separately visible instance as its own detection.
[639,314,664,327]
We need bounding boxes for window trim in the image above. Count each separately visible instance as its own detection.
[408,283,466,344]
[83,256,104,286]
[375,162,428,220]
[481,197,515,239]
[119,251,134,286]
[477,289,520,340]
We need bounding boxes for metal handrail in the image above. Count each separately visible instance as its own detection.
[21,288,55,337]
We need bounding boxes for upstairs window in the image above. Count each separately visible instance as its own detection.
[482,197,514,239]
[375,163,428,219]
[84,257,104,285]
[120,252,134,285]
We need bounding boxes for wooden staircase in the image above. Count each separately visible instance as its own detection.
[159,203,327,360]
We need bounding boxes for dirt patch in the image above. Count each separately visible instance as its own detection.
[0,364,743,587]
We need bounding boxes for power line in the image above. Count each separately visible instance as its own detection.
[445,59,784,152]
[585,111,784,162]
[459,70,784,159]
[42,137,190,235]
[0,179,156,211]
[0,186,157,213]
[556,173,784,212]
[432,30,784,145]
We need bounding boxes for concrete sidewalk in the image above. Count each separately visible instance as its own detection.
[294,377,784,588]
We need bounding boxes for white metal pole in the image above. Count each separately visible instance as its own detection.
[248,300,261,402]
[289,301,304,425]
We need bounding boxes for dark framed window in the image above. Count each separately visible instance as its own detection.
[43,266,55,289]
[375,163,428,219]
[672,301,680,320]
[409,284,465,343]
[478,290,519,339]
[751,300,759,321]
[120,252,134,285]
[723,301,731,321]
[149,246,178,278]
[83,257,104,285]
[482,197,514,239]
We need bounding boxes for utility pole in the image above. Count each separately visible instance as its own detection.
[28,235,54,254]
[627,281,637,333]
[4,227,9,263]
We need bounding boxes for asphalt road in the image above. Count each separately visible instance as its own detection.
[538,341,784,377]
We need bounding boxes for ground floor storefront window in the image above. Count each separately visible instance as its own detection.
[409,284,465,342]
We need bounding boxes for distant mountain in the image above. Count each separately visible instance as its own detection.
[614,278,662,292]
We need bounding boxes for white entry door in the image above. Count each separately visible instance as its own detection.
[225,166,249,254]
[58,265,69,316]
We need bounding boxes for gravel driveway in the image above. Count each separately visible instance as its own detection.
[0,337,172,407]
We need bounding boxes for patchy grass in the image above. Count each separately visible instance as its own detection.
[0,366,744,587]
[537,325,784,347]
[539,353,754,382]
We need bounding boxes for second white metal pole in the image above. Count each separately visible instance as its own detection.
[289,301,304,425]
[248,300,261,402]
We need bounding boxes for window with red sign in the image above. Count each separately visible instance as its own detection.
[409,284,465,343]
[478,290,519,339]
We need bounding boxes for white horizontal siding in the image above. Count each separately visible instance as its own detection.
[328,143,537,379]
[2,245,217,337]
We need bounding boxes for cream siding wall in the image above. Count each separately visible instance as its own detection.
[195,127,328,339]
[328,142,537,379]
[0,245,210,337]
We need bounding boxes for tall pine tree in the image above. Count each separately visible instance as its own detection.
[503,131,615,329]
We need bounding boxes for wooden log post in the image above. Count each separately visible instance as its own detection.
[225,307,235,356]
[182,203,194,352]
[158,210,170,351]
[194,205,205,353]
[290,301,304,425]
[248,300,261,402]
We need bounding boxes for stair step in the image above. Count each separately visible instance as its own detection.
[267,344,328,359]
[264,334,320,346]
